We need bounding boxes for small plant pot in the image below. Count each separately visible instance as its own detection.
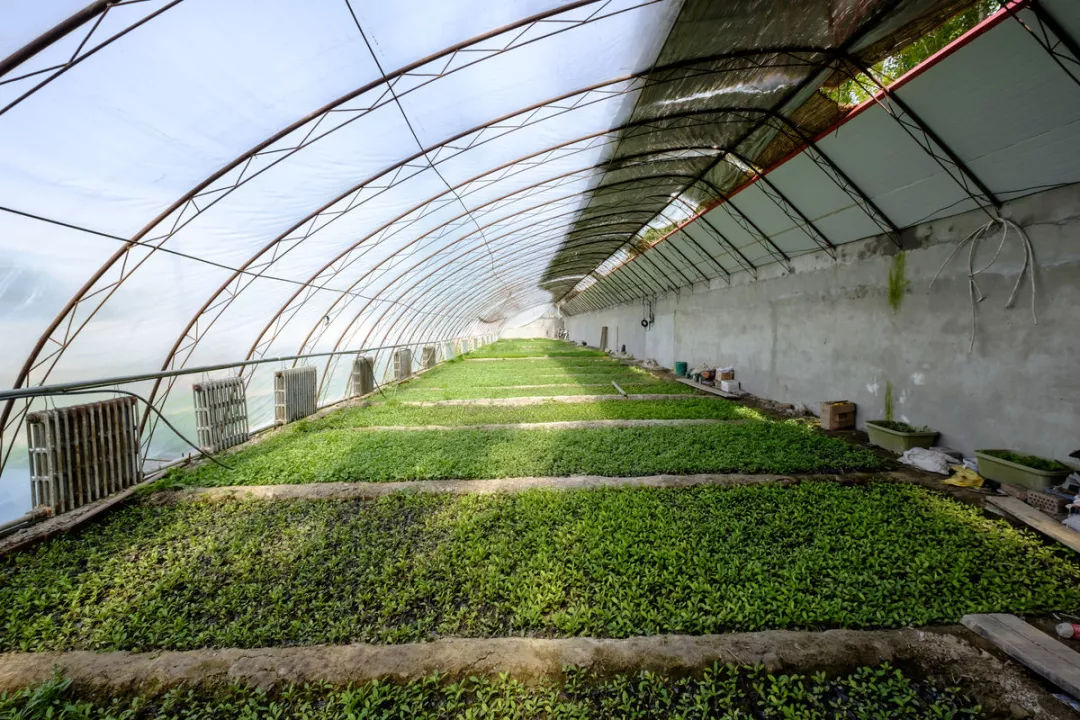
[975,450,1070,490]
[865,420,938,453]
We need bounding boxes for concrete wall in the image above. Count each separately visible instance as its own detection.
[565,184,1080,460]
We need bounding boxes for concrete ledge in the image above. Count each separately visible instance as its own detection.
[463,357,612,362]
[151,471,918,504]
[349,418,748,432]
[394,393,712,406]
[470,382,615,389]
[0,628,1071,718]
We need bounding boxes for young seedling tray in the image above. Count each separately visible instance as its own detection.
[975,450,1070,490]
[865,420,938,453]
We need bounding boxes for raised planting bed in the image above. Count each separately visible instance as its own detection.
[2,483,1077,651]
[0,663,983,719]
[865,420,938,453]
[413,362,658,385]
[163,421,886,486]
[465,338,608,358]
[310,397,763,429]
[459,358,620,369]
[976,450,1071,490]
[386,381,697,401]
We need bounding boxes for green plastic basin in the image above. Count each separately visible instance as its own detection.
[975,450,1070,490]
[865,421,938,454]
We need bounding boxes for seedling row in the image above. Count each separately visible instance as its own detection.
[2,483,1076,652]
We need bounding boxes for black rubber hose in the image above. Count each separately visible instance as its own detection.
[42,388,232,471]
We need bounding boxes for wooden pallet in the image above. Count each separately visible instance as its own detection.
[985,495,1080,554]
[962,613,1080,698]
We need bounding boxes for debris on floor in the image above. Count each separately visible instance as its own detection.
[898,446,957,475]
[1027,488,1074,515]
[962,613,1080,701]
[943,465,984,488]
[1058,622,1080,640]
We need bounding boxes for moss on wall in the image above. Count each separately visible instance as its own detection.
[884,380,894,421]
[888,251,906,313]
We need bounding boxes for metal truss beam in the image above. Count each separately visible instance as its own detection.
[839,53,1002,211]
[7,0,718,465]
[0,0,184,116]
[1007,0,1080,88]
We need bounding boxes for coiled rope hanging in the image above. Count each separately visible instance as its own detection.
[929,215,1038,353]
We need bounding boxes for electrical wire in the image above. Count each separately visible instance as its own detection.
[930,214,1038,353]
[0,204,473,323]
[344,0,508,287]
[906,182,1071,227]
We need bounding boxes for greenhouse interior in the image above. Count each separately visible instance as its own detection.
[0,0,1079,717]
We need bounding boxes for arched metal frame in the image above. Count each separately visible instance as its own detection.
[1,0,1062,470]
[0,0,679,452]
[0,0,185,116]
[5,37,847,463]
[214,103,869,387]
[127,75,890,441]
[559,2,1077,314]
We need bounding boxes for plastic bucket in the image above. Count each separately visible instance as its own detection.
[674,361,688,377]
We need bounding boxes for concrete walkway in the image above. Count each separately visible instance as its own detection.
[152,471,919,504]
[0,629,1068,718]
[468,382,615,389]
[394,393,709,406]
[464,357,614,362]
[349,418,745,432]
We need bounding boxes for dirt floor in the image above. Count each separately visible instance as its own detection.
[0,627,1071,718]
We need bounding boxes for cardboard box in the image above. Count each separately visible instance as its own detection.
[820,401,855,430]
[720,379,740,393]
[718,367,734,381]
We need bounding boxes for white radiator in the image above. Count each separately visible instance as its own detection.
[421,345,437,369]
[393,348,412,380]
[193,377,249,453]
[274,366,317,424]
[349,356,375,397]
[26,396,141,515]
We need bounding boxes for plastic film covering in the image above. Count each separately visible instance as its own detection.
[542,0,979,300]
[559,0,1080,316]
[0,0,1011,522]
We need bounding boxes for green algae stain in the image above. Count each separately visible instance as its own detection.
[888,251,906,313]
[884,380,894,422]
